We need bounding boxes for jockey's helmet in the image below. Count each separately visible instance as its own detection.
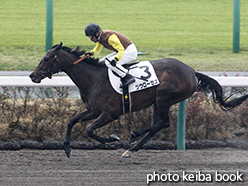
[85,23,101,36]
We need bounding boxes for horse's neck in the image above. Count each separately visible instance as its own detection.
[63,61,105,91]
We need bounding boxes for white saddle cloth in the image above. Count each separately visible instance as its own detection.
[108,61,160,94]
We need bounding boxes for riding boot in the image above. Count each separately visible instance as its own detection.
[105,62,135,88]
[120,74,135,88]
[113,64,135,88]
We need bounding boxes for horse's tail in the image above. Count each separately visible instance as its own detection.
[195,72,248,110]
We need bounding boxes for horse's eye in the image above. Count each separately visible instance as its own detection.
[44,57,49,61]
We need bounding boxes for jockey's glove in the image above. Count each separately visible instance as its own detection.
[85,52,93,57]
[110,57,118,67]
[110,60,116,66]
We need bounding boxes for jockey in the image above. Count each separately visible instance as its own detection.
[84,23,138,88]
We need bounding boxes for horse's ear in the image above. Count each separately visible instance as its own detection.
[58,42,63,49]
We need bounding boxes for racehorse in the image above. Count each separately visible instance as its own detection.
[30,42,248,158]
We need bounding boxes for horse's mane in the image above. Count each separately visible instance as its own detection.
[52,44,104,68]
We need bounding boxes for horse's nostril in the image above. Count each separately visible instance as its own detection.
[29,74,34,79]
[29,74,37,82]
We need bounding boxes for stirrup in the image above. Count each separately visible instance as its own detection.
[120,75,135,88]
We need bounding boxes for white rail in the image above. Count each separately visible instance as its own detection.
[211,76,248,87]
[0,76,247,87]
[0,76,75,87]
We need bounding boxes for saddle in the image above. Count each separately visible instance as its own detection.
[108,60,160,114]
[123,61,140,68]
[111,61,140,78]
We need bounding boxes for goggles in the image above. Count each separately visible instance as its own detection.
[88,35,94,40]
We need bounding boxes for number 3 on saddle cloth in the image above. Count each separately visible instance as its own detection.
[108,61,160,114]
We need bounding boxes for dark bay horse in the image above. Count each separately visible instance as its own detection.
[30,42,248,158]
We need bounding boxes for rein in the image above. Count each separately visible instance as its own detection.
[73,54,90,65]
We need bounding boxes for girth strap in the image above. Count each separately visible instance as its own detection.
[122,86,131,114]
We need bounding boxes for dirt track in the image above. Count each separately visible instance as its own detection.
[1,148,248,186]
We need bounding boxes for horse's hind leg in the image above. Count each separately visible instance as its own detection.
[123,108,170,158]
[129,104,168,144]
[123,120,169,158]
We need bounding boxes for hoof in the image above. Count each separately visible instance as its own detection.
[64,148,72,158]
[122,150,132,158]
[110,134,120,141]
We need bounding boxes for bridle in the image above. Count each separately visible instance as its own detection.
[37,47,91,79]
[37,48,62,79]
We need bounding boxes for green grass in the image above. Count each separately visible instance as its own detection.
[1,0,248,71]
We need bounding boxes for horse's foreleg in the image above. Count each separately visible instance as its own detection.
[64,109,97,158]
[86,112,118,144]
